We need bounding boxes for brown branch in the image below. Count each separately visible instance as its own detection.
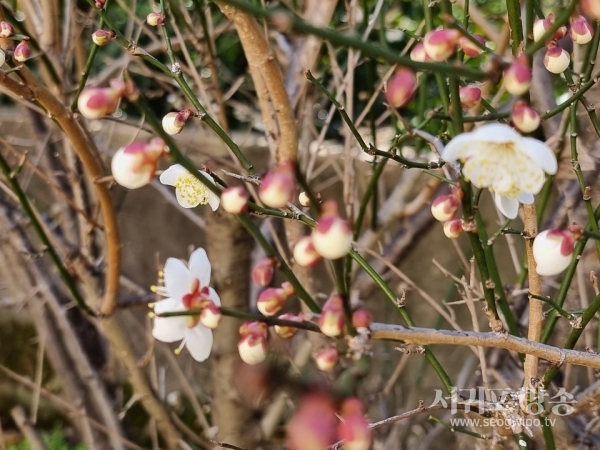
[10,406,48,450]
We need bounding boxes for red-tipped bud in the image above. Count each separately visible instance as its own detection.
[257,288,287,316]
[77,81,126,119]
[458,34,485,58]
[259,162,295,208]
[352,309,372,329]
[92,29,114,46]
[0,21,15,38]
[111,138,166,189]
[533,229,575,276]
[338,398,372,450]
[239,321,269,338]
[318,294,345,337]
[533,17,553,42]
[95,0,106,8]
[274,313,302,338]
[443,219,463,239]
[298,191,311,206]
[238,331,268,365]
[312,201,352,260]
[410,43,431,62]
[570,17,594,45]
[162,109,192,135]
[512,100,540,133]
[459,85,482,109]
[221,186,249,214]
[554,25,568,40]
[582,0,600,21]
[146,12,166,26]
[287,392,338,450]
[200,302,222,329]
[14,40,31,62]
[252,258,275,287]
[544,45,570,74]
[385,67,417,108]
[281,281,295,298]
[423,29,459,61]
[293,236,322,267]
[315,347,339,371]
[431,194,459,222]
[503,55,532,96]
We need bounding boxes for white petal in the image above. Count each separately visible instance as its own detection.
[153,297,184,314]
[184,326,213,361]
[159,164,188,186]
[441,132,479,162]
[175,188,201,208]
[471,123,521,143]
[517,192,534,204]
[200,171,216,185]
[208,193,220,211]
[189,248,211,287]
[495,193,520,219]
[152,298,186,343]
[520,138,558,175]
[208,287,221,306]
[164,257,191,300]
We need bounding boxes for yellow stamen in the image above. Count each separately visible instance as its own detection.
[174,173,210,206]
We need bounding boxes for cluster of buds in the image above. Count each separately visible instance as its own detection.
[220,185,249,214]
[259,162,295,208]
[92,29,115,47]
[532,224,581,276]
[511,100,541,133]
[111,138,167,189]
[252,257,276,287]
[77,79,129,120]
[459,85,482,109]
[0,21,15,38]
[385,67,417,108]
[431,188,464,239]
[503,54,532,96]
[14,39,31,62]
[162,109,193,135]
[146,12,166,26]
[238,321,269,365]
[311,200,353,260]
[257,281,295,316]
[274,313,305,338]
[287,393,371,450]
[318,293,345,337]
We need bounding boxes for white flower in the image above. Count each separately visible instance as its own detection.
[152,248,221,362]
[442,123,557,219]
[159,164,220,210]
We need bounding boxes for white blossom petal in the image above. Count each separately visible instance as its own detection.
[152,298,186,342]
[189,248,211,287]
[470,123,521,143]
[520,137,558,175]
[159,164,188,186]
[208,287,221,306]
[184,326,213,361]
[517,192,534,204]
[164,257,191,301]
[208,193,220,211]
[441,132,479,162]
[495,193,520,219]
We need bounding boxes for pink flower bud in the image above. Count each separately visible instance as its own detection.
[544,45,570,74]
[281,281,295,297]
[352,309,372,329]
[287,392,338,450]
[554,25,568,40]
[431,194,459,222]
[503,55,532,96]
[410,43,431,62]
[423,29,459,61]
[337,398,372,450]
[458,34,485,58]
[0,21,15,38]
[533,229,575,276]
[385,67,416,108]
[77,81,125,119]
[512,100,540,133]
[252,258,275,287]
[293,236,322,267]
[238,331,268,365]
[257,287,287,316]
[443,219,463,239]
[298,191,311,206]
[146,12,166,26]
[318,293,345,337]
[582,0,600,21]
[221,186,249,214]
[312,201,352,260]
[162,109,192,135]
[200,302,222,329]
[239,321,269,338]
[259,162,295,208]
[111,138,165,189]
[92,29,114,46]
[533,17,553,42]
[274,313,302,338]
[95,0,106,8]
[570,17,594,45]
[315,347,339,371]
[459,85,482,109]
[14,40,31,62]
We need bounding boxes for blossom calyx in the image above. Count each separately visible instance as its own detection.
[111,138,166,189]
[252,257,276,287]
[92,29,115,46]
[459,85,482,109]
[423,29,459,61]
[259,162,295,208]
[512,100,540,133]
[533,229,576,276]
[503,55,532,96]
[221,186,249,214]
[0,21,15,38]
[570,17,594,45]
[431,194,460,222]
[14,40,31,62]
[293,236,322,267]
[385,67,416,109]
[147,12,166,26]
[318,293,345,337]
[315,347,339,371]
[544,45,570,74]
[312,201,352,260]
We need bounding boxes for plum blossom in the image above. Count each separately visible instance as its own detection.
[152,248,221,361]
[160,164,220,210]
[441,123,557,219]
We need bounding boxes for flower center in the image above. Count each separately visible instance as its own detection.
[174,174,210,206]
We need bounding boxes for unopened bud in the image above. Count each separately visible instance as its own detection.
[318,293,345,337]
[92,29,114,46]
[533,17,553,42]
[533,229,575,276]
[274,313,302,338]
[338,398,372,450]
[77,80,126,119]
[459,85,482,109]
[95,0,106,8]
[259,162,295,208]
[162,109,192,135]
[298,191,311,206]
[111,138,166,189]
[315,347,339,371]
[458,34,485,58]
[252,258,275,287]
[286,392,338,450]
[221,186,249,214]
[582,0,600,21]
[385,67,416,108]
[146,12,166,26]
[512,100,540,133]
[443,219,463,239]
[431,194,459,222]
[423,29,459,61]
[544,45,570,74]
[503,55,532,96]
[293,236,322,267]
[352,308,372,329]
[239,321,268,338]
[570,17,594,45]
[410,43,430,62]
[312,201,352,260]
[257,287,287,316]
[0,21,14,38]
[14,40,31,62]
[238,331,268,365]
[200,302,222,329]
